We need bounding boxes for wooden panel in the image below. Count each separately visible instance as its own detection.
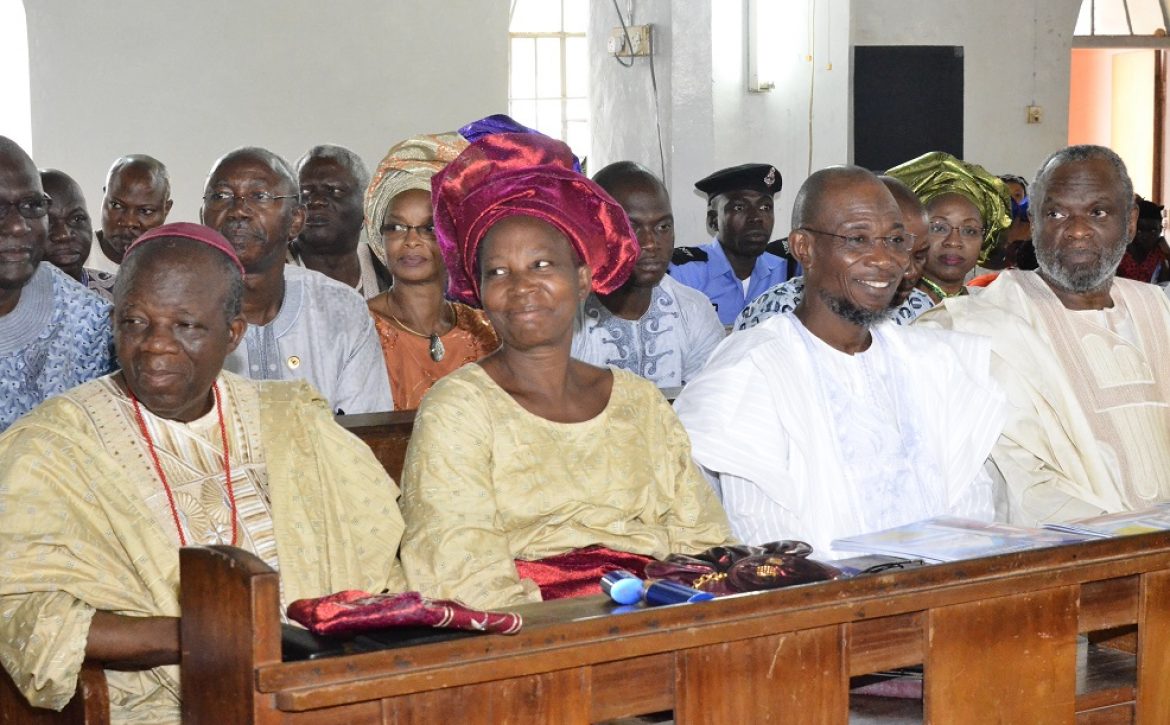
[847,612,924,676]
[1137,569,1170,722]
[285,700,384,724]
[1076,703,1135,724]
[386,669,589,725]
[926,587,1079,725]
[337,411,415,482]
[590,654,675,722]
[1081,576,1139,632]
[179,546,283,725]
[0,662,108,725]
[674,626,847,724]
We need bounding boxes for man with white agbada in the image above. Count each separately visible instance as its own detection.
[916,145,1170,525]
[674,166,1007,558]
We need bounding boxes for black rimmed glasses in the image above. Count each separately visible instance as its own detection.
[0,193,52,221]
[927,220,984,241]
[800,227,916,254]
[202,190,298,211]
[381,223,437,242]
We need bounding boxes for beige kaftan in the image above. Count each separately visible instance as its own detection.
[0,372,405,723]
[400,365,735,609]
[916,270,1170,525]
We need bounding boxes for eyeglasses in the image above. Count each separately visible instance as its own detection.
[801,227,916,253]
[0,194,52,221]
[381,223,437,241]
[928,220,984,240]
[202,190,298,211]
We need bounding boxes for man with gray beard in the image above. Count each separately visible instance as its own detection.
[675,166,1007,558]
[916,144,1170,526]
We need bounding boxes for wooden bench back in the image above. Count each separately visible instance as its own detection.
[336,410,416,482]
[178,533,1170,723]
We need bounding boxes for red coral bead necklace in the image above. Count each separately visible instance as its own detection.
[129,382,237,547]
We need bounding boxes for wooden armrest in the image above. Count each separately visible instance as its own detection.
[0,661,109,725]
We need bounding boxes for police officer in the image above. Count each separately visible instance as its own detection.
[668,163,785,325]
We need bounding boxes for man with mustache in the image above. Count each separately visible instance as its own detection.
[675,166,1007,557]
[39,168,116,300]
[95,154,172,270]
[668,163,786,325]
[570,162,724,388]
[200,147,392,414]
[918,145,1170,525]
[0,137,113,431]
[290,145,389,298]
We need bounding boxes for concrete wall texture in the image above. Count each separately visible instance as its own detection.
[17,0,1088,253]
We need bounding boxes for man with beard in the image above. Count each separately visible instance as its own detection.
[571,162,724,388]
[39,169,115,300]
[95,155,172,270]
[675,166,1007,557]
[733,176,935,330]
[668,163,786,325]
[290,145,389,298]
[200,147,392,414]
[0,138,113,431]
[917,145,1170,525]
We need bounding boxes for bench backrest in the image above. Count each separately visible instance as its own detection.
[178,533,1170,723]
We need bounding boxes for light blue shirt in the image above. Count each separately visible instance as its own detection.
[223,265,393,414]
[667,239,787,325]
[0,264,114,431]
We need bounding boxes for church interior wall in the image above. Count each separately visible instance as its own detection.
[22,1,1088,254]
[23,0,510,228]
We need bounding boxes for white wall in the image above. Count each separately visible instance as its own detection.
[710,0,851,239]
[23,0,509,262]
[852,0,1082,181]
[590,0,851,243]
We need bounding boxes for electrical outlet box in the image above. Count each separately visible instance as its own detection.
[1026,105,1043,124]
[607,24,652,57]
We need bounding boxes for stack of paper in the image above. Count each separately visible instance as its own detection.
[831,517,1088,563]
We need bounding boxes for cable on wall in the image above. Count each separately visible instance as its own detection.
[609,0,667,181]
[611,0,635,68]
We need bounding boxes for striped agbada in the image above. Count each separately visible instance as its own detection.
[0,372,404,722]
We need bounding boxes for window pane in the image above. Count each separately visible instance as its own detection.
[565,97,589,122]
[536,37,562,98]
[509,99,538,129]
[535,99,564,139]
[566,120,591,166]
[562,0,588,33]
[510,37,536,99]
[565,36,588,98]
[510,0,560,32]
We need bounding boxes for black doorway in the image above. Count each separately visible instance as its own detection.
[853,45,965,172]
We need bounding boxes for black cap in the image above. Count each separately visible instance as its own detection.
[695,163,781,200]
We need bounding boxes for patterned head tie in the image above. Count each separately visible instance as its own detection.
[886,151,1012,264]
[363,132,469,267]
[431,132,639,306]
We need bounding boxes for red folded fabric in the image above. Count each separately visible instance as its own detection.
[514,545,655,601]
[287,590,523,636]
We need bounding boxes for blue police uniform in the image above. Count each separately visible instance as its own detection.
[668,239,787,325]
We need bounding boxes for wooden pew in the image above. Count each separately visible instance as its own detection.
[177,532,1170,724]
[336,410,416,482]
[0,664,110,725]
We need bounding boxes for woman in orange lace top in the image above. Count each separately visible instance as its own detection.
[363,134,499,410]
